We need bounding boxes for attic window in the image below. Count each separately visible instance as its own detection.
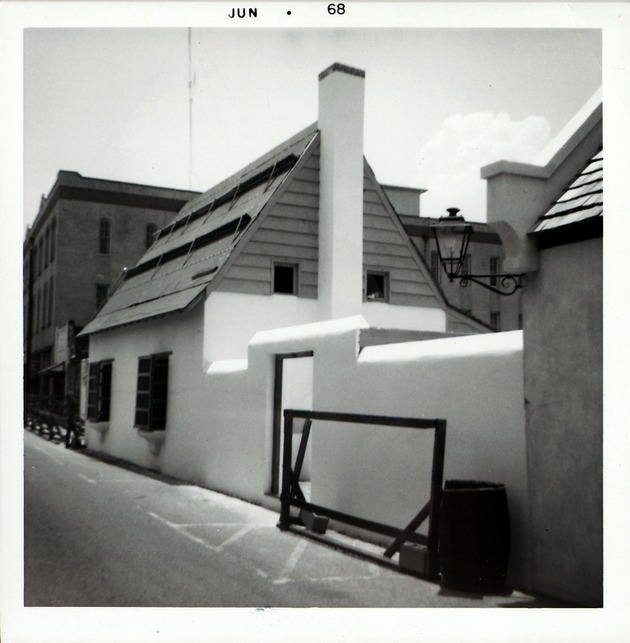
[273,262,298,295]
[366,271,389,302]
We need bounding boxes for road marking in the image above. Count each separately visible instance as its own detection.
[76,473,97,484]
[213,525,254,551]
[146,511,256,554]
[275,538,308,584]
[272,565,380,585]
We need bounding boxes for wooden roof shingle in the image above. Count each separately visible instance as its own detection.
[81,124,319,335]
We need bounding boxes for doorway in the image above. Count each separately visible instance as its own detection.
[270,351,314,496]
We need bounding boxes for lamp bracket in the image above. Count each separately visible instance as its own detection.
[451,273,523,296]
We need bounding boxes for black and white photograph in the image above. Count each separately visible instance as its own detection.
[2,2,628,642]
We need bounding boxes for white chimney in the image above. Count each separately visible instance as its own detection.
[317,63,365,320]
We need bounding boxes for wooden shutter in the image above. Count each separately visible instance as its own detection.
[134,357,152,429]
[87,363,100,420]
[98,362,113,421]
[151,356,169,430]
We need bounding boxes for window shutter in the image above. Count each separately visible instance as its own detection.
[151,356,169,430]
[98,362,113,421]
[87,363,100,421]
[134,357,152,429]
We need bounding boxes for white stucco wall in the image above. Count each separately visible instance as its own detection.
[248,317,528,588]
[203,291,448,362]
[315,329,528,587]
[87,311,528,589]
[361,301,446,332]
[203,291,319,362]
[85,305,205,473]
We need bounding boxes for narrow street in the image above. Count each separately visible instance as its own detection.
[25,430,542,608]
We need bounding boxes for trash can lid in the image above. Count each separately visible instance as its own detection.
[444,480,505,491]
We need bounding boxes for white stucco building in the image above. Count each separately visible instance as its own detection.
[80,63,537,591]
[80,62,486,467]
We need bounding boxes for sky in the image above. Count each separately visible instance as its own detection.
[23,28,601,231]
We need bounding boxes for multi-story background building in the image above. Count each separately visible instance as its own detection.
[23,170,199,407]
[383,185,522,331]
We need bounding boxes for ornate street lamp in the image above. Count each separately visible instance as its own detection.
[431,208,523,296]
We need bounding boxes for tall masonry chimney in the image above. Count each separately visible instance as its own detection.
[317,63,365,320]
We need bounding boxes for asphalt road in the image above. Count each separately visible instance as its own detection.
[24,430,542,608]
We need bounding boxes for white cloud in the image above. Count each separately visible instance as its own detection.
[416,112,551,220]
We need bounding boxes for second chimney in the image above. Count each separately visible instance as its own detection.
[317,63,366,321]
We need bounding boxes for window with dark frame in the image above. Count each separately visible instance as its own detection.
[87,361,113,422]
[490,311,501,331]
[99,219,111,255]
[134,354,169,431]
[96,283,109,309]
[366,271,389,301]
[273,262,297,295]
[44,229,50,268]
[42,283,48,330]
[50,220,56,261]
[35,290,40,334]
[47,277,54,327]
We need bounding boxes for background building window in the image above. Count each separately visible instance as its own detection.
[99,219,111,254]
[41,283,47,330]
[35,291,40,334]
[430,251,441,283]
[490,256,501,286]
[50,220,56,261]
[366,271,389,301]
[87,361,113,422]
[134,354,169,431]
[44,229,50,267]
[490,311,501,331]
[47,278,54,327]
[273,262,298,295]
[146,223,157,249]
[96,283,110,309]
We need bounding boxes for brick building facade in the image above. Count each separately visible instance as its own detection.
[23,170,199,405]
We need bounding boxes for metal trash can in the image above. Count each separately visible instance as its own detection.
[439,480,510,594]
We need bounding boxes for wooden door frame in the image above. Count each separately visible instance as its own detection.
[270,351,314,495]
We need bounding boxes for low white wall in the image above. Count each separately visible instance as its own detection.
[248,317,529,589]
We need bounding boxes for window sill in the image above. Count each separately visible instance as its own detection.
[137,429,166,456]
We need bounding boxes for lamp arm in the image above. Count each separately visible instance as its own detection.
[458,273,523,296]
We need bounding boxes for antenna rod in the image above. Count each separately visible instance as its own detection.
[188,27,193,189]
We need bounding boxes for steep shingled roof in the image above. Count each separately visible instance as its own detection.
[81,123,319,335]
[533,149,603,234]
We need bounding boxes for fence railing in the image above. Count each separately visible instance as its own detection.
[24,394,85,448]
[277,409,446,580]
